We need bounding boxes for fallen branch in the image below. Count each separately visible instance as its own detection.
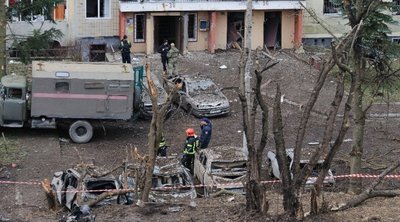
[332,160,400,211]
[209,189,242,198]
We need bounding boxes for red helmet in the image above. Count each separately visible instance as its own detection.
[186,128,195,136]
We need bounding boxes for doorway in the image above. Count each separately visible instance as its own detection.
[154,16,182,52]
[264,12,281,49]
[227,12,244,49]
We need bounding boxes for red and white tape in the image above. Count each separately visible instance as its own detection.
[1,173,400,193]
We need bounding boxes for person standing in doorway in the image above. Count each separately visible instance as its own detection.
[167,43,179,78]
[158,40,170,74]
[119,35,132,63]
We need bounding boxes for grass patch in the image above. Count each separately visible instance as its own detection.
[0,133,25,167]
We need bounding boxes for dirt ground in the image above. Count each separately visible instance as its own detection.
[1,49,400,221]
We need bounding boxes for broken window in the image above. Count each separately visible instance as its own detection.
[55,82,69,93]
[86,0,111,18]
[7,0,60,22]
[393,38,400,44]
[394,0,400,15]
[323,0,342,14]
[135,14,145,43]
[188,13,197,42]
[7,88,23,99]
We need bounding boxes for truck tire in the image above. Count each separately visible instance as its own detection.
[69,120,93,144]
[133,85,142,110]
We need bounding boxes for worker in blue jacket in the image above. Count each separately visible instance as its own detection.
[199,118,212,149]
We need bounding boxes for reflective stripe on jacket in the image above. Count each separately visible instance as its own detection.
[184,135,199,155]
[159,136,166,149]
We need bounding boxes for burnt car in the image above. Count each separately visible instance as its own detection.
[193,145,247,196]
[140,73,173,119]
[171,76,230,117]
[51,168,133,210]
[267,148,335,187]
[150,157,197,203]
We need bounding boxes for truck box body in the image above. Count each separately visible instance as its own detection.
[31,61,134,120]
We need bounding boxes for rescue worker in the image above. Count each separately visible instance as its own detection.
[181,128,199,174]
[119,35,132,63]
[158,39,170,73]
[199,118,212,149]
[157,134,168,157]
[167,43,179,78]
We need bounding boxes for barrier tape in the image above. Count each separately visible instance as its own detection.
[1,173,400,193]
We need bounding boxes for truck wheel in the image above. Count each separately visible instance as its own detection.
[69,121,93,144]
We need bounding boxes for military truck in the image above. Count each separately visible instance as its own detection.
[0,61,144,143]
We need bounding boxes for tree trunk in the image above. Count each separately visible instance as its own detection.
[0,4,6,77]
[349,50,365,194]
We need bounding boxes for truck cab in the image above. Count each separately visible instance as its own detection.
[0,75,28,127]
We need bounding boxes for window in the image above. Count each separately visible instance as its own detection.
[7,88,23,99]
[394,0,400,15]
[8,0,58,22]
[86,0,110,18]
[323,0,342,14]
[393,38,400,44]
[55,82,69,93]
[188,13,197,42]
[135,14,145,42]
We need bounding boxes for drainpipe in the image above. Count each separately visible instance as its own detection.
[294,9,303,49]
[119,11,126,39]
[208,11,217,54]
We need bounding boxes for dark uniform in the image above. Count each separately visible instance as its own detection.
[158,40,170,72]
[157,135,167,157]
[199,118,212,149]
[181,135,199,174]
[119,35,131,64]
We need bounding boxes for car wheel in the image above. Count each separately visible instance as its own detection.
[69,120,93,144]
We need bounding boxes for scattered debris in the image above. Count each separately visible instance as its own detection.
[194,145,247,196]
[219,65,227,69]
[267,148,335,187]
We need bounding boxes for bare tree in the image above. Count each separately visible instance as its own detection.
[138,63,178,204]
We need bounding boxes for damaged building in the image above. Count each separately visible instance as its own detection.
[119,0,304,54]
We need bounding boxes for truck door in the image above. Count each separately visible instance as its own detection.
[106,81,130,113]
[2,87,27,123]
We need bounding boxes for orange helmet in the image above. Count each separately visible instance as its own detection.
[186,128,195,136]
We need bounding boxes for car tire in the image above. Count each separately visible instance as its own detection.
[69,120,93,144]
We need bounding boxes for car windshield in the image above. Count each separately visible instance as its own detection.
[188,79,219,96]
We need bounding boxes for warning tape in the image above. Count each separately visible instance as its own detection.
[1,173,400,193]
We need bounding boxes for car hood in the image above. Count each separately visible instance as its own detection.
[190,94,229,107]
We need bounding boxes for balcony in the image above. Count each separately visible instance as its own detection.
[119,0,305,12]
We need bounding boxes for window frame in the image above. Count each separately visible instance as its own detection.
[188,13,198,42]
[85,0,111,19]
[134,13,146,43]
[323,0,342,15]
[8,0,56,22]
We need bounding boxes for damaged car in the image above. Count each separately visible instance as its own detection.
[193,145,247,196]
[51,168,133,210]
[267,148,335,187]
[150,157,196,203]
[171,76,230,117]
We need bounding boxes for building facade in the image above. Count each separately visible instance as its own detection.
[6,0,305,61]
[119,0,305,54]
[302,0,400,47]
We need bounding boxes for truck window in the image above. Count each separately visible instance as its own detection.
[84,82,104,89]
[55,82,69,93]
[8,88,22,99]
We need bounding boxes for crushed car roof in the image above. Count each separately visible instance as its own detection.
[200,145,247,162]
